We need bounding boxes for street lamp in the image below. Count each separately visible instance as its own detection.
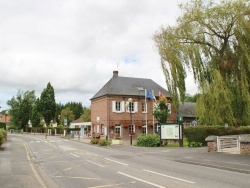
[126,98,133,145]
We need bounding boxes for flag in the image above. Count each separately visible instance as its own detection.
[146,89,154,100]
[159,91,168,102]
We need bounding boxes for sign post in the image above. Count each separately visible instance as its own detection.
[177,115,183,147]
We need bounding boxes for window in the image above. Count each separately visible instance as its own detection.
[115,124,121,136]
[112,101,124,113]
[129,124,134,133]
[142,102,147,113]
[116,101,121,111]
[126,102,138,113]
[142,125,146,134]
[166,103,171,114]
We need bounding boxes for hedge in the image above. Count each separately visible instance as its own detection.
[184,126,250,145]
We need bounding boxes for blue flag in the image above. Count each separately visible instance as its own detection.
[146,89,154,100]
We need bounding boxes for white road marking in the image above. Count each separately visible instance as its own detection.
[104,158,128,166]
[142,169,195,184]
[117,171,165,188]
[53,176,100,180]
[87,160,105,167]
[86,152,98,156]
[70,153,80,158]
[63,167,72,171]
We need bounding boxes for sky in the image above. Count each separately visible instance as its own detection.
[0,0,197,110]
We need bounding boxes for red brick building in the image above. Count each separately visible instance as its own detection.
[90,71,177,140]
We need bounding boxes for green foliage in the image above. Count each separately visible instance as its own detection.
[65,102,84,120]
[188,142,202,148]
[30,98,41,127]
[7,90,36,129]
[0,122,6,130]
[153,96,170,123]
[0,129,7,145]
[98,139,110,146]
[81,107,91,122]
[39,82,56,126]
[136,134,160,147]
[60,107,74,126]
[90,138,99,144]
[184,126,250,145]
[154,0,250,126]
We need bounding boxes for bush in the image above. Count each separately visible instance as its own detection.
[188,141,202,147]
[90,138,99,144]
[0,129,7,146]
[98,139,110,146]
[136,134,160,147]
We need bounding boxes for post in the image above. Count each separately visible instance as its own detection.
[178,115,183,147]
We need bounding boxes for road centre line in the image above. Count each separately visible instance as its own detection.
[104,158,128,166]
[70,153,80,158]
[142,169,195,184]
[117,171,165,188]
[87,160,105,167]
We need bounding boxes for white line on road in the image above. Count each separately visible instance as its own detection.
[70,153,80,158]
[104,158,128,166]
[86,152,98,156]
[142,169,195,184]
[63,167,72,171]
[117,171,165,188]
[87,160,105,167]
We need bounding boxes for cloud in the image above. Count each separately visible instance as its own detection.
[0,0,196,110]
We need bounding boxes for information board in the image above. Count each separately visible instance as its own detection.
[161,124,179,139]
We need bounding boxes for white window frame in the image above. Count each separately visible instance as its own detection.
[112,101,125,113]
[126,102,138,113]
[129,124,135,133]
[142,102,147,113]
[166,103,171,114]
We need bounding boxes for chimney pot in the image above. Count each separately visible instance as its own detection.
[113,70,118,77]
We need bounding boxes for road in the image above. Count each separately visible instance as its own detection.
[1,134,250,188]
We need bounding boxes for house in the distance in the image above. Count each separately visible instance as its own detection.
[90,70,177,140]
[178,102,197,127]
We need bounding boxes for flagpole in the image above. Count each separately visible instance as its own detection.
[145,89,147,134]
[152,90,155,134]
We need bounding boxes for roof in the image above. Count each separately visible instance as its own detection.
[90,72,169,100]
[178,102,196,117]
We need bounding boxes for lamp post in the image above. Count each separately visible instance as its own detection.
[5,110,8,130]
[127,98,133,145]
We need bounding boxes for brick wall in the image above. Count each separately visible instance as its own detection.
[240,143,250,154]
[207,141,217,152]
[91,95,177,139]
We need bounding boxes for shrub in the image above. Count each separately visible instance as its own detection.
[136,134,160,147]
[90,138,99,144]
[98,139,110,146]
[0,129,7,146]
[188,141,202,147]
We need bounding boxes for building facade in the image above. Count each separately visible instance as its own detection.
[90,71,177,140]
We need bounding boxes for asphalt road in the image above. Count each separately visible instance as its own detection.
[1,134,250,188]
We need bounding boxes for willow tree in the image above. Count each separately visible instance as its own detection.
[154,0,250,126]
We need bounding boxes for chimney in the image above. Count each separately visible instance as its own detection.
[113,70,118,77]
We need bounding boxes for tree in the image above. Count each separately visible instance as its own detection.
[153,96,170,123]
[39,82,56,126]
[154,0,250,126]
[81,106,91,122]
[65,102,84,120]
[60,107,74,126]
[7,90,36,129]
[30,98,41,127]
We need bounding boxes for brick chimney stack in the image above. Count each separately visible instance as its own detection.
[113,70,118,77]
